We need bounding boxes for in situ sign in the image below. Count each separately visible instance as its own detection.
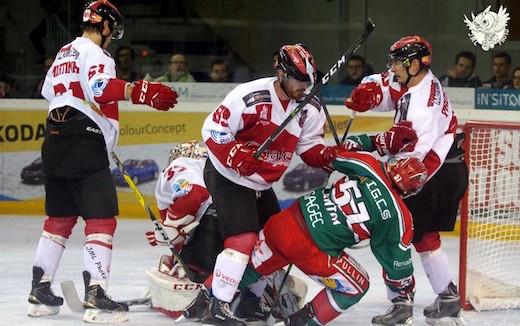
[475,88,520,110]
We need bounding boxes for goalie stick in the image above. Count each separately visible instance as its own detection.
[255,18,375,158]
[60,280,151,313]
[110,152,207,283]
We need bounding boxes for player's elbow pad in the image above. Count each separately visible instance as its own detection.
[93,78,128,103]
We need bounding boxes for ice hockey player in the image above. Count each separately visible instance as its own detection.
[28,0,177,322]
[198,43,355,324]
[344,35,468,325]
[241,149,427,326]
[145,141,306,320]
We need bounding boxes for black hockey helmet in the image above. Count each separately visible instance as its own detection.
[277,44,317,84]
[389,35,432,68]
[82,0,124,40]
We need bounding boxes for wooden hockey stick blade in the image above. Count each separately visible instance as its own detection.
[61,280,84,313]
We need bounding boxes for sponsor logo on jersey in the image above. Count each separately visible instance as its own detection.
[464,5,509,51]
[172,179,192,199]
[85,126,102,134]
[57,44,80,60]
[427,80,441,107]
[393,257,412,270]
[92,78,109,97]
[210,130,234,144]
[242,90,271,107]
[303,191,324,228]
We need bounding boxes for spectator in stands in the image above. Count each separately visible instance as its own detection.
[272,49,279,69]
[115,46,142,81]
[208,59,231,82]
[0,76,16,98]
[440,51,482,87]
[32,55,54,98]
[512,67,520,90]
[155,53,196,82]
[483,52,513,88]
[339,54,369,85]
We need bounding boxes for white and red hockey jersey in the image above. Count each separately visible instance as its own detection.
[201,77,326,191]
[41,37,120,152]
[361,70,457,178]
[154,157,212,222]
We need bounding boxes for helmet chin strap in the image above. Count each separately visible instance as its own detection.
[404,65,424,85]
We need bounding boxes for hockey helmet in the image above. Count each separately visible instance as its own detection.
[168,141,208,164]
[386,157,427,196]
[82,0,124,40]
[277,44,317,84]
[389,35,432,68]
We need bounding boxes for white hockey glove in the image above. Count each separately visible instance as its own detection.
[158,255,187,279]
[145,214,199,247]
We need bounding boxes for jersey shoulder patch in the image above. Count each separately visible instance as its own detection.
[242,90,271,107]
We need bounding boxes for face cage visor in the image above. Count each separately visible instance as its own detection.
[111,22,124,40]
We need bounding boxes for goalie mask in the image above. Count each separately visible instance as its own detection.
[386,157,427,196]
[168,141,207,164]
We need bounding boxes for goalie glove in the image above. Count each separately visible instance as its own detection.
[131,80,178,111]
[145,213,199,247]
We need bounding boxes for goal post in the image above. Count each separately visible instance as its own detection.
[459,120,520,311]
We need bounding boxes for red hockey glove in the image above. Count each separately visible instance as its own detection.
[226,143,263,176]
[373,121,418,156]
[318,145,356,172]
[131,80,178,111]
[344,82,383,112]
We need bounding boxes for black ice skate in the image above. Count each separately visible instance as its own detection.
[283,303,319,326]
[202,296,246,326]
[372,298,413,326]
[423,282,466,326]
[233,288,269,322]
[82,271,129,323]
[27,266,64,317]
[180,288,210,321]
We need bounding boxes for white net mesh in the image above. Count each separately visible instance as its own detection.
[463,122,520,311]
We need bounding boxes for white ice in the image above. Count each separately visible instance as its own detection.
[2,215,519,325]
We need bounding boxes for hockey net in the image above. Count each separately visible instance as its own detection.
[459,121,520,311]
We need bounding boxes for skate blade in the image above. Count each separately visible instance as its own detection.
[83,308,129,323]
[373,317,413,326]
[27,303,60,317]
[425,315,467,326]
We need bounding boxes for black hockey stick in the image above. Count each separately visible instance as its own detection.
[340,111,357,144]
[111,152,207,283]
[321,99,340,146]
[255,18,375,158]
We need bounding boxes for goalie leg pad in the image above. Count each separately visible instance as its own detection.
[145,267,202,319]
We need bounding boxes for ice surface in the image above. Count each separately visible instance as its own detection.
[1,215,519,325]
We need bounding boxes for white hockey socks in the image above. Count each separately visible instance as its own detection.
[34,231,68,282]
[212,248,249,302]
[419,248,454,294]
[83,233,113,289]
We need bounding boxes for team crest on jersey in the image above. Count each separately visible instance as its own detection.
[464,5,509,51]
[92,78,109,97]
[210,130,234,144]
[242,90,271,107]
[172,179,192,199]
[256,104,272,125]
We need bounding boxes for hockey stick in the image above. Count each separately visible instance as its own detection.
[321,99,340,146]
[255,18,375,158]
[340,111,357,144]
[110,152,207,283]
[61,280,151,313]
[266,264,293,326]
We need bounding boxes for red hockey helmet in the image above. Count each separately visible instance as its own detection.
[389,35,432,68]
[82,0,124,40]
[277,44,317,84]
[386,157,428,196]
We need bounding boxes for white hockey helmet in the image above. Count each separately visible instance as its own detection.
[168,141,207,164]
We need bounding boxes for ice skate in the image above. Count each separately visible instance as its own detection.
[372,299,413,326]
[233,288,270,323]
[282,303,319,326]
[424,283,466,326]
[27,266,63,317]
[82,271,129,323]
[178,288,210,322]
[202,296,246,326]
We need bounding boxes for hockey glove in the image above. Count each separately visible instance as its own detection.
[344,82,383,112]
[145,213,199,247]
[131,80,178,111]
[226,143,264,176]
[373,121,418,156]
